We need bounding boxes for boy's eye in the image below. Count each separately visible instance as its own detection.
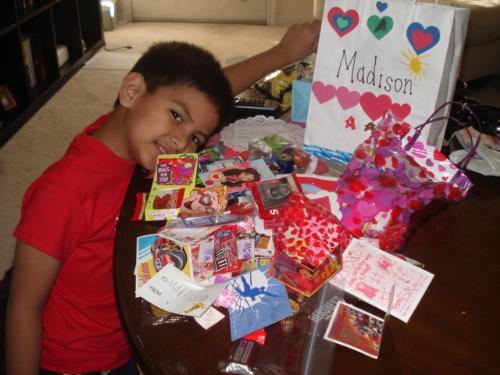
[170,110,182,123]
[190,134,201,146]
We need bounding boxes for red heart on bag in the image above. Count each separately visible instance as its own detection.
[433,149,447,162]
[360,92,392,121]
[390,103,411,120]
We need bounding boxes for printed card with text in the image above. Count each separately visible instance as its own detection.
[136,263,227,317]
[305,0,465,157]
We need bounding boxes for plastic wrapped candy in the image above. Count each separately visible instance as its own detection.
[269,192,349,296]
[272,192,350,268]
[334,112,473,251]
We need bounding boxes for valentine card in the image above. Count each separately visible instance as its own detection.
[226,266,293,341]
[324,301,384,359]
[145,153,198,221]
[136,263,227,317]
[295,173,338,195]
[199,159,275,192]
[178,186,227,218]
[154,153,198,187]
[329,238,433,322]
[135,234,158,295]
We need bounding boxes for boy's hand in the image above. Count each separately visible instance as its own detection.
[275,20,321,64]
[223,20,321,95]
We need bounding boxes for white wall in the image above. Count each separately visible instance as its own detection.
[130,0,267,23]
[269,0,315,25]
[116,0,133,23]
[115,0,315,25]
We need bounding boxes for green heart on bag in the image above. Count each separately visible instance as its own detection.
[337,17,349,30]
[367,15,394,39]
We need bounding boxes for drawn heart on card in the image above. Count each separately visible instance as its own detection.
[367,15,393,40]
[390,103,411,120]
[407,22,440,55]
[376,1,388,12]
[328,7,359,37]
[336,86,360,110]
[312,81,336,104]
[360,92,392,121]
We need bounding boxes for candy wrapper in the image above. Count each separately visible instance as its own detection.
[334,112,473,251]
[248,135,312,174]
[272,192,350,268]
[269,192,349,296]
[254,61,313,111]
[251,174,303,225]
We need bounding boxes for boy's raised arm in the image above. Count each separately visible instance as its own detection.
[223,21,321,96]
[6,241,60,375]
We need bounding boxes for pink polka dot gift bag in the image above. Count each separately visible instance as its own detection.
[333,105,476,251]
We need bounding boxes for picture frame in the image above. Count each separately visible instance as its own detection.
[0,85,17,112]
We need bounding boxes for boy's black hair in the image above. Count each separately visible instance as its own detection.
[117,41,234,134]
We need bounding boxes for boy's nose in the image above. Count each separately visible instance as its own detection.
[171,132,190,153]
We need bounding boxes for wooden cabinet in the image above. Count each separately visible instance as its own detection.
[0,0,104,147]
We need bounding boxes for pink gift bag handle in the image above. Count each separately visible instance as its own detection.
[404,101,481,168]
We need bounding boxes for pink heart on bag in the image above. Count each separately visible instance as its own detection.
[390,103,411,120]
[336,86,360,110]
[312,81,336,104]
[360,92,392,121]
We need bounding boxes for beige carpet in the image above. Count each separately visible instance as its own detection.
[0,22,287,277]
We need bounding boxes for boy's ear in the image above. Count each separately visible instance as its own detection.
[118,72,147,108]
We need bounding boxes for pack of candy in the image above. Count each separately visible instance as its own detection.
[145,153,198,221]
[248,134,312,174]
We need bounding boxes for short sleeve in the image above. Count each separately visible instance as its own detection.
[14,178,88,261]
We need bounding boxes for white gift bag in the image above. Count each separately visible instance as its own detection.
[304,0,470,159]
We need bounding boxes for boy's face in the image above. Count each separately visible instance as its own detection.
[122,77,220,170]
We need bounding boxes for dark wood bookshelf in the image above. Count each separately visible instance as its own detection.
[0,0,104,148]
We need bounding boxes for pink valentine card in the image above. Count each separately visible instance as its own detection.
[329,238,433,322]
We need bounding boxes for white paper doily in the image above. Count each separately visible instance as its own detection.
[219,116,305,152]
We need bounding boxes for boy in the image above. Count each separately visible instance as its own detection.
[6,21,320,375]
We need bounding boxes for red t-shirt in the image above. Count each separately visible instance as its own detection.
[14,113,136,373]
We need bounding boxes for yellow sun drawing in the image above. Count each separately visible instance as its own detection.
[400,49,429,80]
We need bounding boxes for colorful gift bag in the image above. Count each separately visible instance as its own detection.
[333,111,473,251]
[305,0,470,157]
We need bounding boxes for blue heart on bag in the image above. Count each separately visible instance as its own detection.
[407,22,440,55]
[376,1,388,12]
